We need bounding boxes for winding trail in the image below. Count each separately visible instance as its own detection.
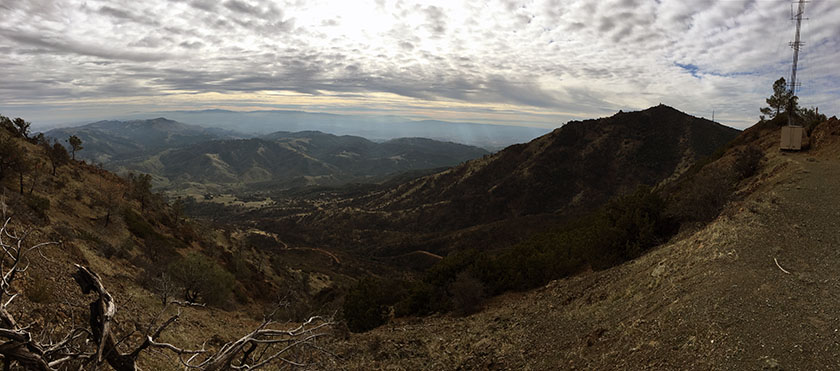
[248,228,341,265]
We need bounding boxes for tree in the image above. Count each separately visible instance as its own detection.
[0,139,31,194]
[45,140,70,176]
[31,132,47,145]
[0,115,14,134]
[67,135,83,160]
[98,181,122,227]
[760,77,795,120]
[129,173,153,210]
[167,252,235,305]
[12,118,30,139]
[800,106,828,134]
[0,134,19,182]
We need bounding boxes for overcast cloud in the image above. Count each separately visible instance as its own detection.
[0,0,838,129]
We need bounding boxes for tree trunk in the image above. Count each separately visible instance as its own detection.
[18,172,23,195]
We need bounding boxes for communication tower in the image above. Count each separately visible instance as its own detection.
[780,0,807,151]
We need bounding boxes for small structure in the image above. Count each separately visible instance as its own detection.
[780,125,803,151]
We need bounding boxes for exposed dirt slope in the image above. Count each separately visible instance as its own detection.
[334,120,840,370]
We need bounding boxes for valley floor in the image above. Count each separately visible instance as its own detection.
[334,148,840,370]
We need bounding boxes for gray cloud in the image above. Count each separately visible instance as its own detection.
[97,6,160,26]
[223,0,282,20]
[190,0,217,12]
[423,6,447,35]
[179,40,205,49]
[0,28,170,62]
[1,0,838,129]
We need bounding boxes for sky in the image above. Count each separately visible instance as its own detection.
[1,0,839,130]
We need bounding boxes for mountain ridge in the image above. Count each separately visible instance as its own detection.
[283,105,740,241]
[333,115,840,370]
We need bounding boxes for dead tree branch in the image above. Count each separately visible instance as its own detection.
[0,217,90,370]
[0,214,335,370]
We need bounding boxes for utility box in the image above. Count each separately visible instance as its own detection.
[780,126,803,151]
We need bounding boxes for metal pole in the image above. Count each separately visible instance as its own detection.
[788,0,806,127]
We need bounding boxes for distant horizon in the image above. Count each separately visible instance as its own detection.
[25,104,744,134]
[28,107,561,131]
[3,1,839,131]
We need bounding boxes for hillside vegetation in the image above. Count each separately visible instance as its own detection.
[242,105,740,262]
[333,115,840,369]
[0,115,338,370]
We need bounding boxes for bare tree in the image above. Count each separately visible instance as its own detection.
[0,208,335,370]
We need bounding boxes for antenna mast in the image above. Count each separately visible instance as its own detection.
[788,0,806,127]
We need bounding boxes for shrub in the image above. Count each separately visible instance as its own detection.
[670,168,735,224]
[392,186,677,318]
[25,195,50,219]
[168,252,235,306]
[342,277,405,333]
[95,243,117,259]
[733,145,765,180]
[602,185,674,260]
[448,271,485,316]
[123,209,157,240]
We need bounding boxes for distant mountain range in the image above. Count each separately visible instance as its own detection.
[270,105,741,256]
[118,109,551,150]
[45,118,242,163]
[365,104,742,230]
[46,118,490,192]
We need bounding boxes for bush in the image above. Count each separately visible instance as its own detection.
[448,271,485,316]
[168,252,235,306]
[95,243,117,259]
[123,209,157,240]
[342,277,406,333]
[25,195,50,219]
[670,168,735,224]
[602,186,674,260]
[733,145,764,180]
[392,186,677,318]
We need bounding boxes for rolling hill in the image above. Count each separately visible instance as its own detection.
[44,117,240,163]
[44,119,491,193]
[114,130,490,191]
[122,109,552,150]
[257,105,741,260]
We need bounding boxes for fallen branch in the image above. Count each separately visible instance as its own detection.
[774,257,791,274]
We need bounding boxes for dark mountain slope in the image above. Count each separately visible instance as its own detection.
[357,104,740,231]
[334,116,840,371]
